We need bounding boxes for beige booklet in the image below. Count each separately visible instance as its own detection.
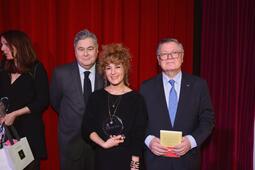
[160,130,182,157]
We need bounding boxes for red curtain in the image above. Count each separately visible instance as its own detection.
[0,1,194,169]
[200,0,255,169]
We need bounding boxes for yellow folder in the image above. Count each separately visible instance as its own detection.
[160,130,182,147]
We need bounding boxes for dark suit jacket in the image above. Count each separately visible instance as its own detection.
[140,72,214,170]
[50,61,104,162]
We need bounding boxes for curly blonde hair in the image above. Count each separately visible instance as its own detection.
[99,43,131,86]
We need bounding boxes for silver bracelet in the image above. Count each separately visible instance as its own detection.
[130,160,139,169]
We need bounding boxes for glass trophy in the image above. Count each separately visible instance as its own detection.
[102,115,124,137]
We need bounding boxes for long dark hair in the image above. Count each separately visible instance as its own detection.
[0,30,37,73]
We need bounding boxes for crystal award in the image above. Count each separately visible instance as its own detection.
[102,115,124,137]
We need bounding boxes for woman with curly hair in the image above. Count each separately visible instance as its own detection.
[81,43,147,170]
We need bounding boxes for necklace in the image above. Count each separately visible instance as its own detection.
[111,96,121,108]
[102,94,124,136]
[107,94,122,119]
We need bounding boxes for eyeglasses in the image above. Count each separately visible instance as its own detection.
[158,51,183,60]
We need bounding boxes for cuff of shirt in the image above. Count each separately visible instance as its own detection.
[144,135,155,148]
[186,135,197,149]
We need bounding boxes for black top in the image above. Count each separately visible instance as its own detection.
[0,61,49,159]
[82,89,147,170]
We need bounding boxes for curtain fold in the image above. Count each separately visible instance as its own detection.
[201,0,255,169]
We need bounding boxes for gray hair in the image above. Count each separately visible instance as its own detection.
[74,29,98,48]
[156,38,184,55]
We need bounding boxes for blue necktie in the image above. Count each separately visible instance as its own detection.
[168,80,177,126]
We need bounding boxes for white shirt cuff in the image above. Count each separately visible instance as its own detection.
[186,135,197,149]
[144,135,155,148]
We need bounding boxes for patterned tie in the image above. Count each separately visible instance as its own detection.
[83,71,92,103]
[168,80,177,126]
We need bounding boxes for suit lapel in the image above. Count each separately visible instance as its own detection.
[71,62,84,106]
[94,70,104,90]
[155,74,172,129]
[174,73,191,128]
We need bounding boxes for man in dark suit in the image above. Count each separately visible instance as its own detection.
[140,38,214,170]
[50,29,104,170]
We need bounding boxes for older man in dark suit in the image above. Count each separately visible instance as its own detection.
[50,29,104,170]
[140,38,214,170]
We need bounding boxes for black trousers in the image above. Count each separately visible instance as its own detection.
[61,148,95,170]
[24,158,40,170]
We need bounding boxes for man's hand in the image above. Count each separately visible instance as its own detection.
[171,136,191,156]
[149,137,168,156]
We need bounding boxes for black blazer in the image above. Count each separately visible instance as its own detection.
[140,72,214,170]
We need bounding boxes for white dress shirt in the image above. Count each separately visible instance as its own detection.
[78,63,96,92]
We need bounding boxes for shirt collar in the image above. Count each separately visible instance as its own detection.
[77,63,96,76]
[162,71,182,86]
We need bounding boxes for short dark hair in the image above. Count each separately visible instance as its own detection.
[0,30,37,73]
[74,29,98,48]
